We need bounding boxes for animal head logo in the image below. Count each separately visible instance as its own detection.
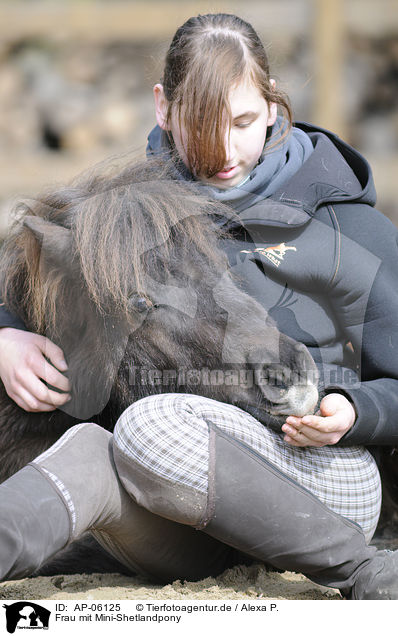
[241,243,297,268]
[2,602,51,633]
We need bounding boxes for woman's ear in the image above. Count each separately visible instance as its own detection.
[268,79,278,126]
[153,84,170,130]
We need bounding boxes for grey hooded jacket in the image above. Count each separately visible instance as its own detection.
[147,121,398,446]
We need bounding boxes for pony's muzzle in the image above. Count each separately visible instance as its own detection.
[268,382,319,417]
[250,339,319,419]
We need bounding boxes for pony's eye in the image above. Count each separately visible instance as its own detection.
[129,295,154,313]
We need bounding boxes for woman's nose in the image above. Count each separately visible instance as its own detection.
[223,130,234,163]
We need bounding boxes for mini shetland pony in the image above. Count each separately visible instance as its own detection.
[0,158,319,572]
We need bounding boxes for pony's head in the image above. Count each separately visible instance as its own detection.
[0,158,318,425]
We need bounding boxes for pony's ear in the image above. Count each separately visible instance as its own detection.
[23,216,72,266]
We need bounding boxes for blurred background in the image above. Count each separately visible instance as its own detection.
[0,0,397,234]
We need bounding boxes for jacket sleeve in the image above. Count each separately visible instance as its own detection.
[324,204,398,446]
[0,301,27,331]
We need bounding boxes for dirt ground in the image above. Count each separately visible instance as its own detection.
[0,564,341,601]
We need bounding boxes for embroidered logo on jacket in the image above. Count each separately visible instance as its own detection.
[240,243,297,268]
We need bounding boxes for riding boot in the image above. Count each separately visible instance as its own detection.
[0,465,70,580]
[200,424,398,600]
[0,423,238,583]
[0,423,134,581]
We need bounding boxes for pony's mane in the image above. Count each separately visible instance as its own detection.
[0,157,235,332]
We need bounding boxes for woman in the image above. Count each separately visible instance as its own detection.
[0,14,398,598]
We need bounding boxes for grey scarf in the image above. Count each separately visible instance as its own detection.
[146,116,314,212]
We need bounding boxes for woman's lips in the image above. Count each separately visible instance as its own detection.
[215,165,238,179]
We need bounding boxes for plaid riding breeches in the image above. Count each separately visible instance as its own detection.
[113,393,381,543]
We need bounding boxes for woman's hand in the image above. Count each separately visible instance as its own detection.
[0,327,71,412]
[282,393,356,447]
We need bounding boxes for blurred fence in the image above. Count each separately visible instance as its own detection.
[0,0,397,232]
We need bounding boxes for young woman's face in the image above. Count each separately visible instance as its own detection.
[154,80,277,189]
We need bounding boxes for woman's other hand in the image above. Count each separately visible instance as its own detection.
[0,328,71,412]
[282,393,356,447]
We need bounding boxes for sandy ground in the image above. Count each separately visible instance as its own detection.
[0,564,341,601]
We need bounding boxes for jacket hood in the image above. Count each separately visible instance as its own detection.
[278,122,377,213]
[235,122,378,230]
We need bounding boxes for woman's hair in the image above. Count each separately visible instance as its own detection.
[162,13,292,178]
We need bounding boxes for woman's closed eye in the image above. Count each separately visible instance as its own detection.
[234,121,252,129]
[233,111,259,129]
